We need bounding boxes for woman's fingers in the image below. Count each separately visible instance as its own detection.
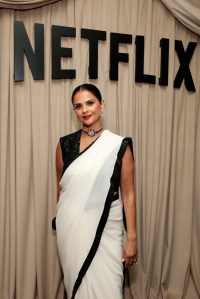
[123,254,138,268]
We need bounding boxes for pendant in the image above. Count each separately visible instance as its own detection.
[87,129,95,137]
[82,126,103,137]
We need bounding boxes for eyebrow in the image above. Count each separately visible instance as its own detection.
[73,98,96,106]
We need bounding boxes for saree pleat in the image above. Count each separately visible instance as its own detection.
[56,130,126,299]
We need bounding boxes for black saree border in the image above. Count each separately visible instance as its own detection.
[70,137,133,299]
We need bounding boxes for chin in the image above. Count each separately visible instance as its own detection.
[82,120,94,127]
[83,124,93,128]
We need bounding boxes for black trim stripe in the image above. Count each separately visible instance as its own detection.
[70,137,133,299]
[71,189,113,299]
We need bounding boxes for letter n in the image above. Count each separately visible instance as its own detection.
[14,21,44,81]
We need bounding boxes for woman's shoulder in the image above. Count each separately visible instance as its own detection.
[120,136,134,157]
[122,136,133,146]
[106,130,133,149]
[106,130,134,155]
[60,129,81,144]
[122,137,133,154]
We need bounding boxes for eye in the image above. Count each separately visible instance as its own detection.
[73,104,82,110]
[87,100,94,106]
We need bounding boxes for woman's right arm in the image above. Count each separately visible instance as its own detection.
[56,141,64,201]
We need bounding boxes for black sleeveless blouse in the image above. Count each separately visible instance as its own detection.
[52,130,133,233]
[59,130,134,197]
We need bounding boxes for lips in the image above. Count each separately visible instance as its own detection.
[83,115,92,120]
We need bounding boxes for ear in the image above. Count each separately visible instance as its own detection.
[100,100,105,112]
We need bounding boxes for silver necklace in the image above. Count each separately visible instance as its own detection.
[82,126,103,137]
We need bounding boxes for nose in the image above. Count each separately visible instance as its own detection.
[82,104,89,114]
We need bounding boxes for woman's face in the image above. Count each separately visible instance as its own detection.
[73,90,104,128]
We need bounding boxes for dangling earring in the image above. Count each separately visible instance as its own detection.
[101,111,104,116]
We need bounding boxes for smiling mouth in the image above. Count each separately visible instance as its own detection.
[83,115,92,120]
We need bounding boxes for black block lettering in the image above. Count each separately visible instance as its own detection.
[109,33,132,81]
[174,40,197,92]
[14,21,44,81]
[52,25,76,79]
[81,29,106,79]
[135,35,156,84]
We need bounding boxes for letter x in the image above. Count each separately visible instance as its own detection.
[174,40,197,92]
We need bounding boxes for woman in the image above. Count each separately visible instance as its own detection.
[55,84,137,299]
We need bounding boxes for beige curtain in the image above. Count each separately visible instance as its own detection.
[161,0,200,36]
[0,0,59,10]
[0,0,199,36]
[0,0,200,298]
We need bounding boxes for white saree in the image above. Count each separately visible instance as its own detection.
[56,130,126,299]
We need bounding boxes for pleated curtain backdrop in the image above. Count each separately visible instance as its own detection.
[0,0,200,298]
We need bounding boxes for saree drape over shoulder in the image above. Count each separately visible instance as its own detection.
[56,130,133,299]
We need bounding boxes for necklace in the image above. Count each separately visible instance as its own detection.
[82,126,103,137]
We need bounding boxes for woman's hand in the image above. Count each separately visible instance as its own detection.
[122,237,137,268]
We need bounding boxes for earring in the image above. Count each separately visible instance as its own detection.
[101,111,104,116]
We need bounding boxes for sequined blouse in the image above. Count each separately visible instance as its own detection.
[60,130,133,196]
[52,130,133,230]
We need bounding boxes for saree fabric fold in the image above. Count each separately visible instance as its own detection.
[56,130,132,299]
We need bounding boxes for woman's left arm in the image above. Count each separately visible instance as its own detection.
[120,145,137,268]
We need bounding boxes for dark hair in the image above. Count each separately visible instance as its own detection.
[71,83,102,103]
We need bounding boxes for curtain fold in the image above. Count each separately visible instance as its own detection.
[0,0,60,10]
[161,0,200,36]
[0,0,200,298]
